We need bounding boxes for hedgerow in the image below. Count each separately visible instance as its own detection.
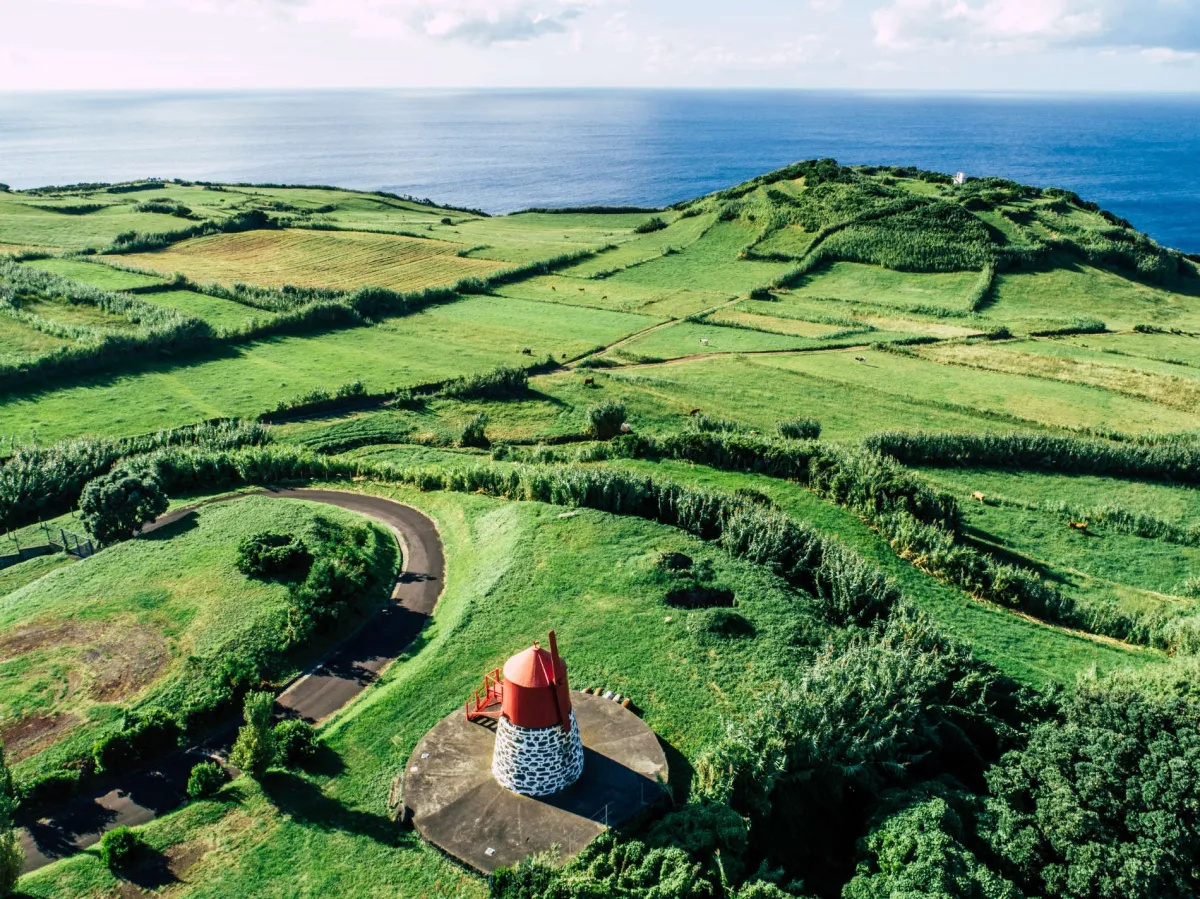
[863,430,1200,483]
[0,420,269,532]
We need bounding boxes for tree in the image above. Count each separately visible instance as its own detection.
[586,400,627,440]
[844,794,1022,899]
[99,826,145,871]
[229,691,277,778]
[79,467,168,546]
[0,744,21,898]
[982,668,1200,899]
[186,761,227,800]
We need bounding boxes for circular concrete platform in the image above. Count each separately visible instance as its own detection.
[403,691,668,873]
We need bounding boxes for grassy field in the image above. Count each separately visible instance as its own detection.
[0,496,396,779]
[6,165,1200,898]
[121,229,510,292]
[19,482,823,898]
[790,262,982,314]
[22,258,168,291]
[0,294,655,443]
[756,346,1200,433]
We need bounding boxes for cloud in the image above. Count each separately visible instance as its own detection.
[415,5,584,46]
[872,0,1200,57]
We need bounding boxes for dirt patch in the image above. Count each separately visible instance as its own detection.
[166,839,207,879]
[0,712,80,762]
[0,616,171,705]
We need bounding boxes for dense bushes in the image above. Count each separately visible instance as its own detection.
[0,419,268,533]
[79,467,168,546]
[273,719,319,767]
[983,668,1200,899]
[98,826,145,871]
[436,365,530,400]
[692,611,1021,895]
[186,761,227,799]
[92,710,181,774]
[236,532,313,580]
[864,430,1200,483]
[229,691,277,777]
[776,418,820,440]
[634,216,668,234]
[0,746,20,898]
[587,400,627,440]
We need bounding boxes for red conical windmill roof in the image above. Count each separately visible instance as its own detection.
[500,636,572,730]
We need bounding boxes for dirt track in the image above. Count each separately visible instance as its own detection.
[19,488,444,874]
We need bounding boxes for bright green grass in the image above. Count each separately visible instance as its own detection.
[1062,331,1200,368]
[986,257,1200,332]
[0,295,655,444]
[437,211,655,263]
[534,356,1051,441]
[0,553,71,597]
[604,458,1160,687]
[958,500,1200,601]
[0,193,195,250]
[0,314,73,362]
[790,261,980,314]
[617,321,866,359]
[22,258,168,291]
[755,347,1200,433]
[919,467,1200,524]
[20,482,823,898]
[605,221,792,295]
[423,293,658,360]
[752,226,817,259]
[21,297,138,331]
[494,273,724,319]
[0,496,396,779]
[140,289,274,333]
[560,213,715,277]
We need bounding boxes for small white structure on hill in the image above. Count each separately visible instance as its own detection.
[953,172,966,186]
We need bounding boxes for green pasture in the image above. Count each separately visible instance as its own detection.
[0,314,73,363]
[21,482,824,898]
[559,212,714,276]
[0,496,396,779]
[0,192,193,250]
[915,339,1200,413]
[604,457,1160,687]
[495,274,723,319]
[0,294,654,443]
[986,256,1200,332]
[1063,330,1200,367]
[534,356,1049,440]
[615,321,878,360]
[437,211,656,263]
[20,296,138,331]
[604,221,792,295]
[790,261,980,315]
[752,225,817,259]
[140,289,273,333]
[756,347,1200,433]
[920,466,1200,524]
[22,258,168,291]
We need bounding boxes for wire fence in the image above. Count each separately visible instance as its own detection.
[0,523,94,570]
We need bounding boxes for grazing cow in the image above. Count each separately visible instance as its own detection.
[619,422,632,434]
[700,338,709,346]
[855,356,866,363]
[551,285,556,291]
[601,296,608,300]
[688,408,701,416]
[971,491,986,503]
[578,287,585,292]
[584,376,595,386]
[521,347,532,355]
[1068,520,1089,531]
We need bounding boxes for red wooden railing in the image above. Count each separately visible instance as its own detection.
[465,668,504,721]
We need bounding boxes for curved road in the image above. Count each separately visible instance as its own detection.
[20,488,444,873]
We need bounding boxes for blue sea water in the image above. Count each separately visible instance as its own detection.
[1,89,1197,252]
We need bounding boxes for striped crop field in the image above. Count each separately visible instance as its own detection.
[120,228,510,291]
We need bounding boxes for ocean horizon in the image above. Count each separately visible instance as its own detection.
[2,88,1198,252]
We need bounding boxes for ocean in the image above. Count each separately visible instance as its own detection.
[1,89,1197,252]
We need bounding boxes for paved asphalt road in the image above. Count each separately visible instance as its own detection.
[19,488,444,874]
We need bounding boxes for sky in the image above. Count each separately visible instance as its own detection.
[1,0,1198,92]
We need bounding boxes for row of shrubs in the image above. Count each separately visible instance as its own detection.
[0,420,269,532]
[863,430,1200,483]
[590,427,1200,650]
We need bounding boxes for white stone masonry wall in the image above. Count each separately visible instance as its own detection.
[492,711,585,796]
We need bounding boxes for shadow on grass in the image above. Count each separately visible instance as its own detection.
[124,846,179,891]
[259,771,396,844]
[140,510,199,541]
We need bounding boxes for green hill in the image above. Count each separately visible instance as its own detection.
[3,162,1200,899]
